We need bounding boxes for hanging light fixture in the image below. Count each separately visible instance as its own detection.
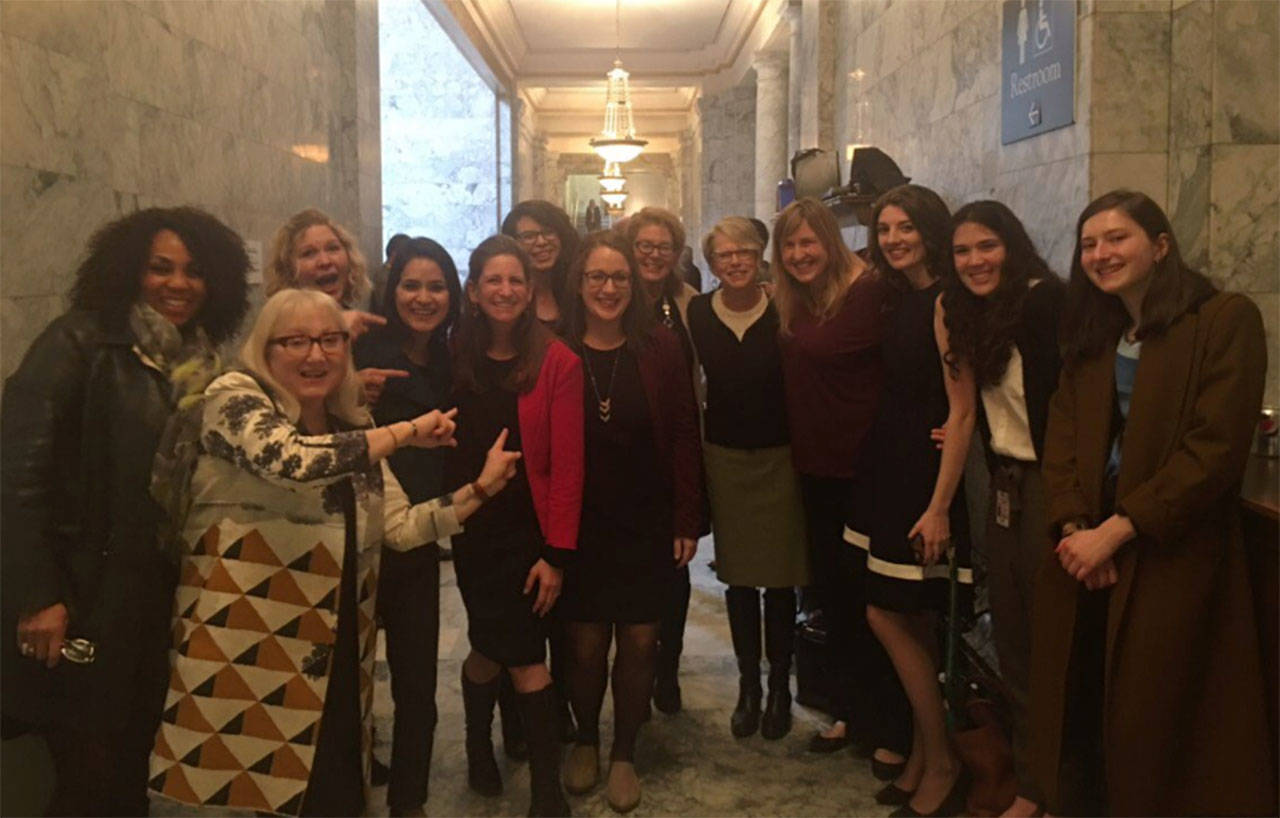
[589,0,647,164]
[598,160,627,193]
[601,189,628,210]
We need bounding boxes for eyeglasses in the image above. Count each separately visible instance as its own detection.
[584,271,632,289]
[269,331,350,356]
[635,240,676,257]
[712,248,758,264]
[515,229,558,245]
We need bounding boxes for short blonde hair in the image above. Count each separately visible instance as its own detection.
[265,209,370,307]
[702,216,763,268]
[239,288,370,427]
[770,198,857,335]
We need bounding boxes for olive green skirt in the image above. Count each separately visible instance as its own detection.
[704,442,811,588]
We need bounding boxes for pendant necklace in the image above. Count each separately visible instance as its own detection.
[584,345,621,422]
[659,297,675,328]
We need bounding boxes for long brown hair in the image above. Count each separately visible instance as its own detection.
[562,231,653,354]
[868,184,953,292]
[770,197,858,335]
[1062,189,1215,369]
[452,235,553,394]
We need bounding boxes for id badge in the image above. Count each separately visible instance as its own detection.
[995,489,1012,529]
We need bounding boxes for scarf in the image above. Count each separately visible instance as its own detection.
[128,302,222,409]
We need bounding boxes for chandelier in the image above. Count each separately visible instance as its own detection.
[601,190,628,209]
[589,1,647,164]
[598,160,627,193]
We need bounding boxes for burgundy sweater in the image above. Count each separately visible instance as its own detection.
[779,272,889,478]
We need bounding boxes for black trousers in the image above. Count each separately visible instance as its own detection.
[377,546,441,811]
[799,474,909,753]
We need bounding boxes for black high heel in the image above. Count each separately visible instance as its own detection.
[889,766,970,818]
[875,782,914,806]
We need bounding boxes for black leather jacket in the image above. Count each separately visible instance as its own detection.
[1,310,177,727]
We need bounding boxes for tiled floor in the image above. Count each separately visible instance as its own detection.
[369,537,889,817]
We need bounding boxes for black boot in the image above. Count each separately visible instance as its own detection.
[461,671,503,796]
[760,588,795,740]
[516,685,571,818]
[499,675,528,760]
[653,567,690,714]
[725,586,763,737]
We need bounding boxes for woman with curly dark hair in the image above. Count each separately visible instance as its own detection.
[1,206,250,815]
[502,200,580,329]
[941,200,1064,818]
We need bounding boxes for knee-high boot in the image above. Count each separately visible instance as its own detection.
[461,671,503,796]
[761,587,796,740]
[725,586,763,737]
[516,686,571,818]
[498,673,528,760]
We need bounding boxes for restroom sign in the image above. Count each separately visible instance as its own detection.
[1001,0,1075,145]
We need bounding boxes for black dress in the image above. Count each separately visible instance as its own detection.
[559,345,672,624]
[845,281,971,613]
[446,358,548,666]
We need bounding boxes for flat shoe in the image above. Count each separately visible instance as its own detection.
[605,761,641,814]
[806,732,850,753]
[872,757,907,781]
[875,782,914,806]
[563,744,599,795]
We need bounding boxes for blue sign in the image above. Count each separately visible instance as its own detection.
[1001,0,1075,145]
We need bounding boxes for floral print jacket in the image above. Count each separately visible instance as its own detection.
[150,371,461,815]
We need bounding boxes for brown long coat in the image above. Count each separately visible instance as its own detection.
[1029,291,1276,816]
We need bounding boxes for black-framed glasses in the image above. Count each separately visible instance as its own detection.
[515,228,558,245]
[635,240,676,257]
[584,271,632,289]
[269,331,350,356]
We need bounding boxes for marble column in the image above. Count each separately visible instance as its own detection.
[754,51,790,221]
[785,2,802,163]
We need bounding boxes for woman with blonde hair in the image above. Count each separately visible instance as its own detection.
[688,217,809,740]
[266,209,406,404]
[624,206,702,715]
[773,198,905,768]
[148,288,521,816]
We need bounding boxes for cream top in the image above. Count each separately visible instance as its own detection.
[981,345,1037,462]
[711,288,768,342]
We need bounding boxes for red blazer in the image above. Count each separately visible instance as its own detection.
[517,339,585,559]
[637,326,704,539]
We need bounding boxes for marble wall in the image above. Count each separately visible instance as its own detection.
[699,72,758,249]
[833,0,1277,400]
[379,0,499,269]
[833,0,1091,270]
[1,0,381,377]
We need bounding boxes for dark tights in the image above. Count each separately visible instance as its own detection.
[567,621,659,762]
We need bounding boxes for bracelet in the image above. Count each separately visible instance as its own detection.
[408,419,419,439]
[387,424,403,447]
[471,481,490,502]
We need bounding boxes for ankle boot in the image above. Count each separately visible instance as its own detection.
[761,588,795,740]
[725,587,763,738]
[499,675,528,761]
[516,685,571,818]
[461,671,503,796]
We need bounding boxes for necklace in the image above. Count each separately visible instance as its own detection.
[584,345,622,422]
[659,298,675,328]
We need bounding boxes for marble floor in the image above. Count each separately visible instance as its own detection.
[367,537,890,818]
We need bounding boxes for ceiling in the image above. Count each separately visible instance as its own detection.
[434,0,787,141]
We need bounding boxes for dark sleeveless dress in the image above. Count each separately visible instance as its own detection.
[844,280,971,613]
[558,345,671,624]
[445,357,548,666]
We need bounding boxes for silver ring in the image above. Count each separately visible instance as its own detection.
[20,643,34,656]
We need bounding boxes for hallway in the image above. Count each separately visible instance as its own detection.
[373,539,886,817]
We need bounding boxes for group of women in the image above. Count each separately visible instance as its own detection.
[0,179,1272,818]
